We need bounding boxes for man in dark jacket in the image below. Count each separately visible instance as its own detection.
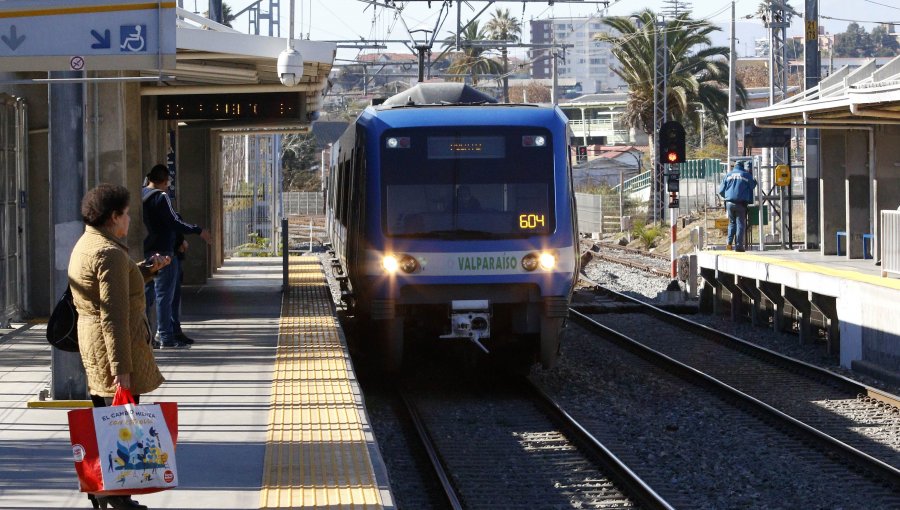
[142,164,211,348]
[718,161,757,252]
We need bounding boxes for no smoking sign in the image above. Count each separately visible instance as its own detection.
[70,56,85,71]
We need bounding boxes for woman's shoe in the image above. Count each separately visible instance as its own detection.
[88,494,100,509]
[93,495,148,509]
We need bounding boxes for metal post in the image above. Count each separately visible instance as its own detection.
[727,1,737,163]
[804,0,821,248]
[551,50,558,105]
[282,217,288,290]
[49,71,88,401]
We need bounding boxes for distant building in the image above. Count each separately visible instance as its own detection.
[529,17,624,94]
[558,93,648,147]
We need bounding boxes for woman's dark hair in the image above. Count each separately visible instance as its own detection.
[81,184,130,227]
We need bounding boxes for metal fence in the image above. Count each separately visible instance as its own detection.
[576,192,631,235]
[0,95,26,326]
[221,134,281,257]
[283,191,324,217]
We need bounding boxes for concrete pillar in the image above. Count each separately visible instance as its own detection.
[698,267,716,314]
[810,293,839,356]
[49,72,88,400]
[737,276,762,327]
[845,130,869,259]
[819,130,845,255]
[176,126,213,284]
[717,272,742,322]
[783,287,812,344]
[758,281,786,333]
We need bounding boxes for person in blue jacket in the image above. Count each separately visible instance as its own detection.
[142,164,211,348]
[718,161,757,252]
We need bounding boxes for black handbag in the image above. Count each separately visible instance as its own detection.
[47,286,79,352]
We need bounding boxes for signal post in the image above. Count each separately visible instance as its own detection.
[659,121,685,278]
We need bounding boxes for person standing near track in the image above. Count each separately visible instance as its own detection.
[142,164,211,349]
[718,161,757,252]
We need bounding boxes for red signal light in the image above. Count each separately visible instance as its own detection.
[667,151,678,163]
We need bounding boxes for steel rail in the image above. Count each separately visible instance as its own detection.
[568,307,900,489]
[594,284,900,409]
[525,379,676,510]
[399,391,464,510]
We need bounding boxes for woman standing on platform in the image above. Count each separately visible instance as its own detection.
[68,184,170,510]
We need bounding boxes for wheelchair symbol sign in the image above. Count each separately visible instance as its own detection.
[119,25,146,52]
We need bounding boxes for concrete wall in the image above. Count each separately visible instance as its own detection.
[820,130,846,256]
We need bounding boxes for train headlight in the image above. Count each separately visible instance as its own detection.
[539,252,556,270]
[398,254,419,273]
[383,254,419,274]
[521,253,539,272]
[534,135,546,147]
[382,255,400,273]
[386,137,399,149]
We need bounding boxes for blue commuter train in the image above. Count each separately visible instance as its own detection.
[326,83,579,370]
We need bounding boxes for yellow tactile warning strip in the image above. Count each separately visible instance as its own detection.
[718,251,900,291]
[260,256,384,510]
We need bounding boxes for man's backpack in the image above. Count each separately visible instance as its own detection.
[46,286,79,352]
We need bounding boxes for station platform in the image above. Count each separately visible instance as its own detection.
[0,257,392,509]
[697,249,900,384]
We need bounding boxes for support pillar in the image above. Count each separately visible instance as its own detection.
[758,281,786,333]
[737,276,762,327]
[49,71,88,400]
[717,271,742,322]
[698,267,717,314]
[811,294,840,356]
[783,287,812,344]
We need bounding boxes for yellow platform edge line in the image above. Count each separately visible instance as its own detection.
[715,251,900,291]
[259,255,383,509]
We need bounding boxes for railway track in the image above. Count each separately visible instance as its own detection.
[586,242,671,277]
[397,376,672,509]
[561,284,900,506]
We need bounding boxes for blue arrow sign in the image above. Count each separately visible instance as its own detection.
[1,25,25,51]
[90,29,110,49]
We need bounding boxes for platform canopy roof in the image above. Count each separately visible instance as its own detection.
[729,54,900,127]
[139,8,336,118]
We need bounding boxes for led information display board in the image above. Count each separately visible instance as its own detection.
[157,92,301,121]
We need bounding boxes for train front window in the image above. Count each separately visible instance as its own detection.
[382,128,555,238]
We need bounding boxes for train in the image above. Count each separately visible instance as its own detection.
[326,83,579,370]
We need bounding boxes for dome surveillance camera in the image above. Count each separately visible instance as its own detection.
[277,48,304,87]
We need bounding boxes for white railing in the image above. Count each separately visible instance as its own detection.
[882,210,900,277]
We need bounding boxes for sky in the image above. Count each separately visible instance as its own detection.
[216,0,900,61]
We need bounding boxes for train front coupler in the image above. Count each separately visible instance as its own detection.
[439,299,491,354]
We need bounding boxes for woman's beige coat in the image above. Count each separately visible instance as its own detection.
[68,226,164,397]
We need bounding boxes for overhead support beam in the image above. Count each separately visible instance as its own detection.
[140,82,325,95]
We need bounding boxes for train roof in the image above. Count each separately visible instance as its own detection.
[377,83,503,108]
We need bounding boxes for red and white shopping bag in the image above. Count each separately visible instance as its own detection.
[68,388,179,496]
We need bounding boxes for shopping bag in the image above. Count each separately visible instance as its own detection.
[68,388,179,496]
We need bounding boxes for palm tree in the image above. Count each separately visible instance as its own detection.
[755,0,799,23]
[441,21,503,86]
[595,10,745,139]
[485,8,521,102]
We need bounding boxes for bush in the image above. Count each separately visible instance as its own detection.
[632,219,662,249]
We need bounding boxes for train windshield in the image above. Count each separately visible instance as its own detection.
[381,127,556,238]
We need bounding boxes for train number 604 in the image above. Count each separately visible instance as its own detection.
[519,214,546,229]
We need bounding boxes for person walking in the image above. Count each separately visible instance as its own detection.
[142,164,211,349]
[68,183,169,509]
[718,161,757,252]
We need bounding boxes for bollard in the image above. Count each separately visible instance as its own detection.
[282,217,288,291]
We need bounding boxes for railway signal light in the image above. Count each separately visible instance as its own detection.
[658,121,686,165]
[575,145,588,162]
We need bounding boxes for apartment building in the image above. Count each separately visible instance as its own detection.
[529,17,624,94]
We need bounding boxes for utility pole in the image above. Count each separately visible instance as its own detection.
[804,0,821,249]
[728,0,737,163]
[551,49,559,105]
[652,16,668,225]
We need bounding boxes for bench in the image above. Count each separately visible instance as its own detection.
[836,231,873,259]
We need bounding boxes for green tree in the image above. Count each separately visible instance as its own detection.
[222,2,236,28]
[834,23,873,57]
[595,10,744,140]
[281,134,320,191]
[484,8,521,102]
[755,1,800,23]
[442,21,503,85]
[871,25,900,57]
